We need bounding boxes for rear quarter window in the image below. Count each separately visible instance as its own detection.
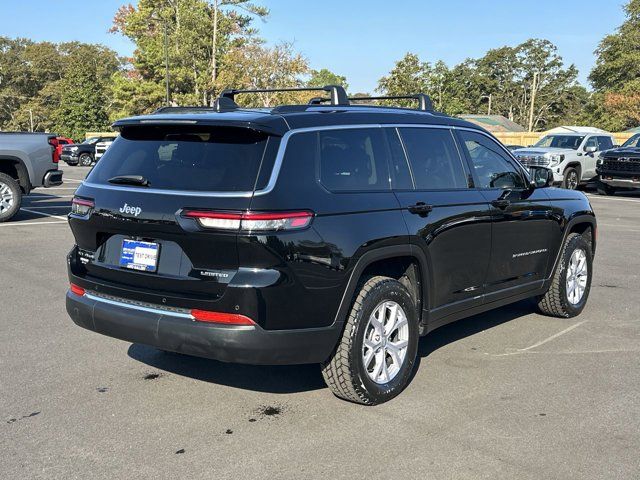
[313,128,391,192]
[86,126,272,192]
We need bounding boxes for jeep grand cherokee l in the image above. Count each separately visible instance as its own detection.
[66,86,596,405]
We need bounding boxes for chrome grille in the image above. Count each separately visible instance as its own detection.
[515,155,549,167]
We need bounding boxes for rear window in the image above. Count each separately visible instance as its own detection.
[86,126,272,192]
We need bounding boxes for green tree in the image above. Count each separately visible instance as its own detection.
[52,58,110,139]
[307,68,348,90]
[587,0,640,130]
[590,0,640,91]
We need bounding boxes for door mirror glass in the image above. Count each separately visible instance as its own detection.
[584,146,597,153]
[529,166,554,188]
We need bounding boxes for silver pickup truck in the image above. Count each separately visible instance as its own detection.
[0,132,64,222]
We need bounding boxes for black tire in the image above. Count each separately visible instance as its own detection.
[0,172,22,222]
[562,166,580,190]
[321,276,419,405]
[79,153,93,167]
[538,233,592,318]
[596,181,616,196]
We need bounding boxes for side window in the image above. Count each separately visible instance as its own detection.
[318,128,390,192]
[386,128,413,190]
[398,128,468,190]
[584,137,597,150]
[597,136,613,151]
[459,131,526,190]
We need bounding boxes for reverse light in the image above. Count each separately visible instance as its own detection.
[70,283,86,296]
[183,210,314,232]
[71,197,94,216]
[190,309,255,325]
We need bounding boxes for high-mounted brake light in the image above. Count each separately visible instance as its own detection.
[70,283,86,296]
[191,309,255,325]
[183,210,314,232]
[71,197,95,216]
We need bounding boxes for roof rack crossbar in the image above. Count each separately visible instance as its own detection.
[220,85,349,106]
[347,94,434,112]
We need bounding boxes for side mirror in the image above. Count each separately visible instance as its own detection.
[584,146,597,153]
[529,166,554,188]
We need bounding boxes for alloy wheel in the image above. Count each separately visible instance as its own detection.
[566,248,588,305]
[362,301,409,384]
[0,181,15,214]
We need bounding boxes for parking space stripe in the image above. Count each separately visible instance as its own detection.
[20,208,68,220]
[0,220,67,227]
[586,194,640,203]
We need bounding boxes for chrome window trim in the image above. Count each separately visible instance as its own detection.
[81,122,526,197]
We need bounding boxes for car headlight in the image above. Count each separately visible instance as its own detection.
[546,153,564,167]
[70,146,79,152]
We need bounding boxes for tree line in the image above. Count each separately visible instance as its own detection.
[0,0,638,139]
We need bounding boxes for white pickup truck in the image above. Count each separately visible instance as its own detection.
[0,132,64,222]
[513,132,615,189]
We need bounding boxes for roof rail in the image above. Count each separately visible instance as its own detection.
[310,94,434,112]
[220,85,349,106]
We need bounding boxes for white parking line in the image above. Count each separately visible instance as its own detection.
[21,205,71,210]
[25,194,74,199]
[488,319,588,357]
[0,220,67,228]
[586,194,640,203]
[20,208,68,221]
[62,179,83,183]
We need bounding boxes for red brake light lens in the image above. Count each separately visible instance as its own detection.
[48,138,59,163]
[183,210,313,232]
[190,309,255,325]
[71,197,94,216]
[70,283,85,296]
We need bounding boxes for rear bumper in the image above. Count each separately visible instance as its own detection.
[43,170,63,187]
[66,290,342,365]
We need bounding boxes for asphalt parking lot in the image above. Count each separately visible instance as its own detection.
[1,166,639,480]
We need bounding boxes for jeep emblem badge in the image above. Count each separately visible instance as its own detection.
[119,203,142,217]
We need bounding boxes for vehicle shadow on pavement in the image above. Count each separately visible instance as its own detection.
[127,300,534,394]
[127,343,327,394]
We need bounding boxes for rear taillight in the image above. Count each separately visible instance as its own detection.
[183,210,314,232]
[190,309,255,325]
[48,138,59,163]
[70,283,85,296]
[71,197,94,216]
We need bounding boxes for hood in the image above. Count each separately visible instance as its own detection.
[602,146,640,159]
[513,147,573,156]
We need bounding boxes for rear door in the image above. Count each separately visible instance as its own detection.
[390,126,492,318]
[457,129,553,301]
[70,124,278,304]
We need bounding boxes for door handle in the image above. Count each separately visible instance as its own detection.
[491,199,510,209]
[407,202,433,217]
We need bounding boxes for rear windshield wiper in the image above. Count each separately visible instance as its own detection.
[108,175,150,187]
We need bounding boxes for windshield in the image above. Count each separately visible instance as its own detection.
[622,134,640,148]
[86,125,273,192]
[534,135,585,150]
[82,137,100,145]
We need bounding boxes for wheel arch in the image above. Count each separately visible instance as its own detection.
[0,156,32,193]
[333,246,430,328]
[547,213,597,280]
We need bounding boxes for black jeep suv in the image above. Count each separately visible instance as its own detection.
[66,86,596,404]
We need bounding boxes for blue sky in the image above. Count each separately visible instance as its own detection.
[1,0,628,92]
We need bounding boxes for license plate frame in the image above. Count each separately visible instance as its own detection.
[119,239,160,272]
